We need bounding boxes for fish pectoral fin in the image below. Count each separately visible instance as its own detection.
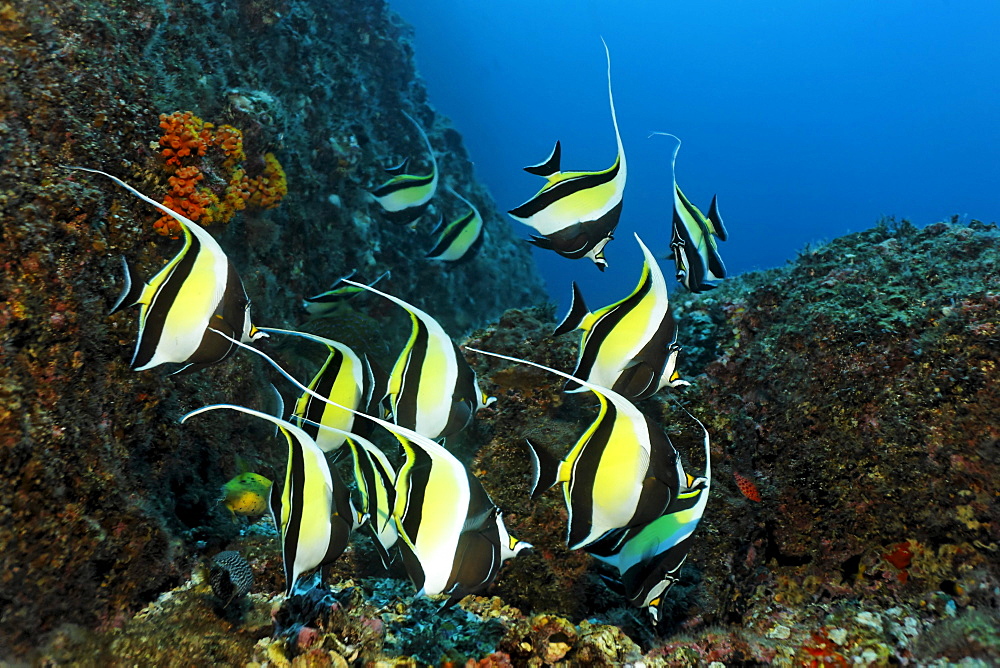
[110,255,147,315]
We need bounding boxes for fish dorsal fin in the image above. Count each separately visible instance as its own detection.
[429,214,447,237]
[602,38,626,182]
[402,111,438,180]
[553,282,590,337]
[385,157,411,176]
[524,141,562,177]
[183,404,335,515]
[468,347,642,430]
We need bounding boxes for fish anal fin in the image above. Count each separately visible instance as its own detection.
[366,525,394,570]
[552,282,589,336]
[524,439,560,499]
[110,256,145,315]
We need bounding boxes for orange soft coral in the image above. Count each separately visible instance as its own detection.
[158,111,212,169]
[153,111,286,236]
[247,152,287,209]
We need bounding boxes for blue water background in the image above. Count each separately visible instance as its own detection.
[390,0,1000,312]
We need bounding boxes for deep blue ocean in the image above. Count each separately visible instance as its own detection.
[390,0,999,311]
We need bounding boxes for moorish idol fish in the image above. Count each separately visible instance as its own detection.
[553,233,690,402]
[341,279,495,441]
[390,427,527,600]
[259,328,376,453]
[426,187,485,262]
[586,411,711,624]
[507,40,626,270]
[370,112,439,224]
[65,166,267,373]
[181,404,362,595]
[344,433,398,570]
[302,269,391,318]
[213,333,529,599]
[469,348,688,551]
[292,414,399,569]
[650,133,728,293]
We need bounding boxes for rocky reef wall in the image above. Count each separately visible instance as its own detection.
[0,0,543,656]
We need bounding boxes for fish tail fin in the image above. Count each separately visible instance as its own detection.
[524,439,559,499]
[552,282,589,336]
[110,256,144,314]
[707,195,728,241]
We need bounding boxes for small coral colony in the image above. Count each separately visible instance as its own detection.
[66,40,729,627]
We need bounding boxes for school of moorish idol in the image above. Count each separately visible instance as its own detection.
[62,39,730,627]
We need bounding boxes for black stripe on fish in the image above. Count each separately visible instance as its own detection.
[393,317,430,431]
[282,430,307,594]
[383,200,432,225]
[425,210,485,262]
[440,341,476,437]
[300,349,347,440]
[508,157,621,220]
[370,172,436,198]
[399,442,431,546]
[320,465,355,568]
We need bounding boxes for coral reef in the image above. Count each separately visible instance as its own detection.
[2,0,998,661]
[15,215,1000,664]
[0,0,542,659]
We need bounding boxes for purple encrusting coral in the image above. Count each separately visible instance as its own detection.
[2,0,999,663]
